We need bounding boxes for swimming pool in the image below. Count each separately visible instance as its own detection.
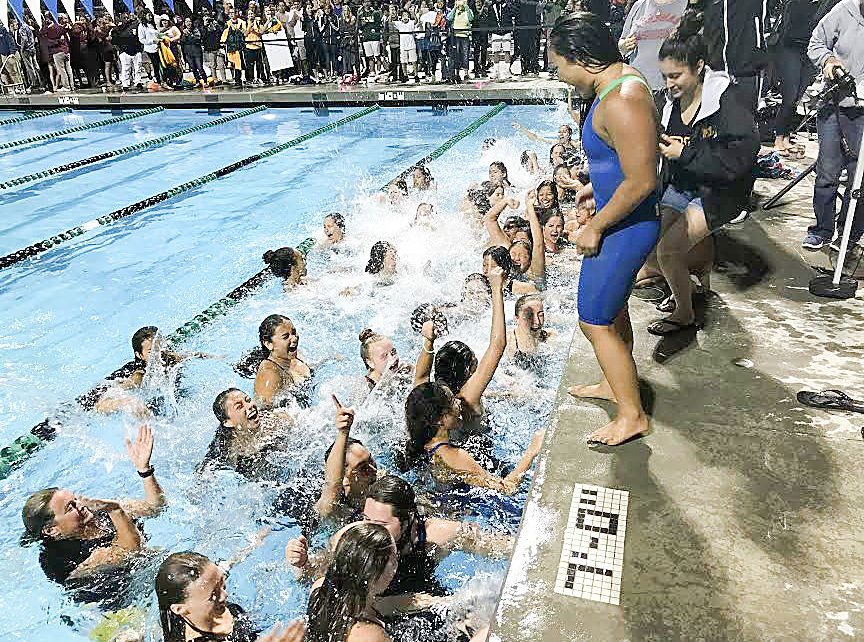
[0,104,578,641]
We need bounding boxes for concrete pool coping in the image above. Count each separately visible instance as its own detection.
[492,139,864,641]
[0,77,566,109]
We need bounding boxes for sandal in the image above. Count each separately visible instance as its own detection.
[797,389,864,414]
[647,318,702,336]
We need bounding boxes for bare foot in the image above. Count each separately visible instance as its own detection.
[587,413,649,446]
[568,381,617,403]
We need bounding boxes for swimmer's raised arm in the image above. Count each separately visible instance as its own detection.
[525,190,547,288]
[427,518,514,559]
[512,120,555,145]
[315,396,355,518]
[220,526,272,571]
[413,320,438,387]
[118,425,166,518]
[483,195,518,249]
[459,267,507,413]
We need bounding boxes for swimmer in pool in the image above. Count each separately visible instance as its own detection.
[199,388,295,481]
[438,273,492,326]
[521,150,541,175]
[488,161,511,188]
[358,328,410,390]
[484,191,546,294]
[413,203,436,228]
[461,181,505,222]
[411,165,435,192]
[512,121,579,155]
[554,163,585,205]
[156,551,305,642]
[253,314,312,409]
[22,425,165,602]
[365,241,398,281]
[540,209,566,255]
[322,213,346,247]
[263,247,307,290]
[314,395,383,522]
[306,523,398,642]
[551,13,660,446]
[506,294,556,360]
[378,178,409,206]
[289,476,513,592]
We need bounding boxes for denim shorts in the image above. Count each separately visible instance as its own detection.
[660,185,703,214]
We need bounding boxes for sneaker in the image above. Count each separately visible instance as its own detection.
[728,210,749,225]
[802,234,828,250]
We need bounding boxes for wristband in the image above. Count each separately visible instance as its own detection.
[137,466,155,478]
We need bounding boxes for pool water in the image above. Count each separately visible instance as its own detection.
[0,104,579,641]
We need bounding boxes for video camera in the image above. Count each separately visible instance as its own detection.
[817,67,859,105]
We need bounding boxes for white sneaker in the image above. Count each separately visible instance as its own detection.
[728,210,749,225]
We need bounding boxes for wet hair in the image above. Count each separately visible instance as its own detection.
[156,551,213,642]
[410,304,449,337]
[400,382,454,471]
[536,180,561,211]
[467,180,504,216]
[233,314,293,378]
[199,388,246,472]
[365,241,396,275]
[22,488,60,540]
[515,293,543,318]
[658,31,708,74]
[483,245,513,275]
[366,475,418,546]
[263,247,300,278]
[358,328,388,370]
[503,215,529,231]
[324,212,346,231]
[483,137,497,148]
[540,209,565,229]
[324,436,366,463]
[510,239,533,264]
[433,341,478,394]
[388,178,409,195]
[489,161,510,186]
[131,326,158,359]
[560,124,573,135]
[549,12,623,72]
[520,150,533,168]
[306,523,394,642]
[212,387,243,426]
[411,164,433,185]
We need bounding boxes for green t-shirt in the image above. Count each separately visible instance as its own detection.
[358,9,382,41]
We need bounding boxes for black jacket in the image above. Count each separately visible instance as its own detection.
[111,18,142,55]
[202,18,225,52]
[698,0,767,76]
[488,0,517,35]
[661,69,760,226]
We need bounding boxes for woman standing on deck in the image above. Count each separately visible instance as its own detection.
[549,13,660,446]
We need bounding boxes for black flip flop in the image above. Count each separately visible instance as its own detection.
[797,389,864,414]
[647,318,702,336]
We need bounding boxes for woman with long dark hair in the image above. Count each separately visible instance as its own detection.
[550,12,660,446]
[252,313,312,408]
[306,522,397,642]
[156,551,304,642]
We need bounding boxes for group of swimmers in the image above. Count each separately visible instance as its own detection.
[18,11,762,642]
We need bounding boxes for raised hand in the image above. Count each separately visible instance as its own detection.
[285,535,309,568]
[332,395,354,434]
[125,424,154,473]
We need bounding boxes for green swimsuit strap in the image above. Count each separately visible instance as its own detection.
[597,74,651,102]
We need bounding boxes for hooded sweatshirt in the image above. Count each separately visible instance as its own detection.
[661,68,760,226]
[807,0,864,108]
[700,0,767,77]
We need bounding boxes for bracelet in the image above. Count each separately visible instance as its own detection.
[423,347,435,354]
[137,466,155,478]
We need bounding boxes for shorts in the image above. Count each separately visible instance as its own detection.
[660,185,703,215]
[400,48,417,64]
[490,33,512,53]
[363,41,381,57]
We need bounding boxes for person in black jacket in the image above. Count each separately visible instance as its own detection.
[646,32,759,335]
[112,13,143,91]
[180,17,206,89]
[516,0,540,75]
[201,8,228,85]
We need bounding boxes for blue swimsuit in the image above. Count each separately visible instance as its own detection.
[577,75,660,326]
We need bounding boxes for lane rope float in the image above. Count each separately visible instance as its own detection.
[0,106,267,190]
[0,102,507,480]
[0,107,73,127]
[0,105,380,271]
[0,107,164,151]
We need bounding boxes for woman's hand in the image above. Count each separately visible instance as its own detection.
[332,395,354,434]
[526,189,538,206]
[285,535,309,568]
[659,134,684,160]
[575,221,603,257]
[126,424,154,473]
[421,319,437,342]
[620,34,636,54]
[487,265,505,291]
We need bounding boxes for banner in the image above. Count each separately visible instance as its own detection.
[8,0,23,23]
[24,0,42,25]
[80,0,93,16]
[44,0,57,19]
[119,0,132,12]
[58,0,74,17]
[98,0,112,17]
[0,0,8,28]
[142,0,153,12]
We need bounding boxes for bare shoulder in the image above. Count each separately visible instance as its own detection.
[424,517,463,544]
[346,621,391,642]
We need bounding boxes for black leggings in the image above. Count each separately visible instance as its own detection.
[389,46,403,80]
[773,44,815,137]
[147,51,162,83]
[245,49,268,81]
[187,50,206,83]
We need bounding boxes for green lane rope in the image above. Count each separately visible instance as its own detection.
[0,107,73,127]
[0,106,380,271]
[381,102,507,190]
[0,102,507,480]
[0,107,164,151]
[0,106,267,190]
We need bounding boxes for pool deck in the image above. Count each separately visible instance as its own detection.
[493,141,864,641]
[0,76,565,108]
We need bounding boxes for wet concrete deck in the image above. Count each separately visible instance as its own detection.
[0,76,565,108]
[493,143,864,641]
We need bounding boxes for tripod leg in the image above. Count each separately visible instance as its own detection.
[831,126,864,285]
[762,162,817,210]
